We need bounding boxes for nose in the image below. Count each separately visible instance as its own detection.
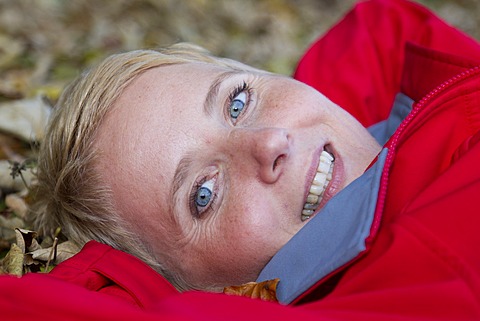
[228,127,290,184]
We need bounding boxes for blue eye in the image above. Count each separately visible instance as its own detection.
[230,92,247,119]
[194,179,215,210]
[228,81,250,122]
[195,186,212,207]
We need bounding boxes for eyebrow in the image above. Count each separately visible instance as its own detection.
[170,152,194,217]
[170,70,240,217]
[203,70,241,117]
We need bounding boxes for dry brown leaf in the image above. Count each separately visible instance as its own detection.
[1,243,24,276]
[223,278,280,303]
[1,228,80,275]
[14,228,37,253]
[5,193,28,219]
[30,240,80,264]
[23,253,42,273]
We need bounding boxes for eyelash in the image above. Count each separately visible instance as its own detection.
[229,81,249,99]
[189,175,218,218]
[227,81,252,123]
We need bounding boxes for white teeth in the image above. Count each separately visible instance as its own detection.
[302,209,314,215]
[303,203,317,210]
[313,172,327,186]
[320,151,334,162]
[306,194,319,204]
[317,160,330,173]
[309,184,323,196]
[301,150,334,221]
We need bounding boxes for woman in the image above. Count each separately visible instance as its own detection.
[2,0,480,319]
[34,42,381,292]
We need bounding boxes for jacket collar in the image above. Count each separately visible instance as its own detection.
[257,148,388,304]
[401,42,480,102]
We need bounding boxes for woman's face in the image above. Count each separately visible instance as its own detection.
[95,62,381,290]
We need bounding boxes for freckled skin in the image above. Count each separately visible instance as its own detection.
[94,62,381,290]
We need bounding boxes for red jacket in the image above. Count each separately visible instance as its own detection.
[1,0,479,320]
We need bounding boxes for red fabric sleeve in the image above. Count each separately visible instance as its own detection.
[294,0,480,127]
[1,265,478,321]
[0,273,325,321]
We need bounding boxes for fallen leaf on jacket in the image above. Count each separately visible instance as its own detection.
[1,243,24,276]
[223,278,280,303]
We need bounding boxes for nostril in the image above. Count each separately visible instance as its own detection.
[273,154,285,171]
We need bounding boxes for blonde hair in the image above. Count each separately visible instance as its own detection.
[32,43,258,291]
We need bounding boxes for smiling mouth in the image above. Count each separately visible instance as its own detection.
[301,150,334,221]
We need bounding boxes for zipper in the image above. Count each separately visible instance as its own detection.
[293,65,480,305]
[368,65,480,246]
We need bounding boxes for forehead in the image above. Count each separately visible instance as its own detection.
[104,62,226,160]
[113,62,229,136]
[127,62,226,103]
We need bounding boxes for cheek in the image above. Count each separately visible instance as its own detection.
[223,186,278,229]
[180,201,287,288]
[220,170,302,247]
[218,190,291,259]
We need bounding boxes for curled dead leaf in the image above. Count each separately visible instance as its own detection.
[14,228,38,253]
[23,253,41,273]
[1,228,80,276]
[1,243,24,276]
[223,278,280,303]
[30,240,80,265]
